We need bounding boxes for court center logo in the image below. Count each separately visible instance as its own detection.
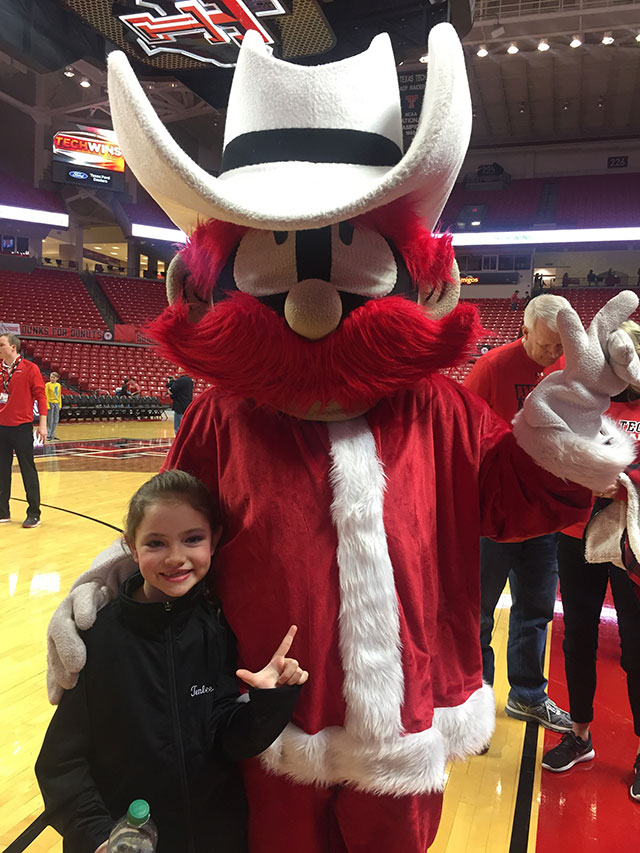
[117,0,287,67]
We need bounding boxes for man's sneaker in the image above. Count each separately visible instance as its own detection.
[0,516,10,523]
[631,755,640,801]
[22,516,41,528]
[505,697,573,732]
[542,731,595,772]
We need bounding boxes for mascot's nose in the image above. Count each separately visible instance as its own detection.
[284,279,343,340]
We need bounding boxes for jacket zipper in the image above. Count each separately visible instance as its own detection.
[165,612,196,852]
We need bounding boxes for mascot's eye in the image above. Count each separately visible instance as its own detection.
[330,223,398,298]
[234,229,298,297]
[338,222,355,246]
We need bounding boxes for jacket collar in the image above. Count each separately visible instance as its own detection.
[116,571,210,635]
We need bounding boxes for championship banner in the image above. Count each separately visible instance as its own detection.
[20,324,110,341]
[398,69,426,151]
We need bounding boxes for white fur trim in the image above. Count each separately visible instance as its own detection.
[259,420,496,797]
[512,414,637,493]
[260,684,495,796]
[327,418,404,740]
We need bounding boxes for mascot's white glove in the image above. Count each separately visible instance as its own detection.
[512,291,640,493]
[47,540,136,704]
[607,325,640,390]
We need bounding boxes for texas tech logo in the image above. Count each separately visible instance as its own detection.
[116,0,287,67]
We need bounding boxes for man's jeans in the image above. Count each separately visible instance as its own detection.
[480,533,559,706]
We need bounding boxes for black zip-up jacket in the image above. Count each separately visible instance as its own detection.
[36,573,300,853]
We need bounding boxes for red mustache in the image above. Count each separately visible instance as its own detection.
[147,293,482,413]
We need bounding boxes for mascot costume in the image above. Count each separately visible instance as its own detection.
[47,22,640,852]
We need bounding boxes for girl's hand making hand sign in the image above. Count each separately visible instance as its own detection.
[236,625,308,689]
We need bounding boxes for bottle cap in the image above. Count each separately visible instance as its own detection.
[127,799,150,827]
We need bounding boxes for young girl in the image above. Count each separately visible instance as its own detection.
[36,470,307,853]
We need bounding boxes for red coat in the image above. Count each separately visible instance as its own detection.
[163,376,590,795]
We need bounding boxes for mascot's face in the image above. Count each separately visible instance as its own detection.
[149,200,480,419]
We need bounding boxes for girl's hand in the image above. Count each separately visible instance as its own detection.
[236,625,309,689]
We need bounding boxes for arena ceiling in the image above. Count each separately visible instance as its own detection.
[0,1,639,231]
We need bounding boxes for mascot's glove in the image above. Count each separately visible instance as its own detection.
[512,291,639,493]
[47,540,136,704]
[607,325,640,390]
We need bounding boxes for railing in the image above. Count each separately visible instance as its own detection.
[476,0,639,18]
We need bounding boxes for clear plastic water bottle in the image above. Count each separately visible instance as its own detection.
[107,799,157,853]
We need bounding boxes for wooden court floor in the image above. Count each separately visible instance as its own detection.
[1,419,636,851]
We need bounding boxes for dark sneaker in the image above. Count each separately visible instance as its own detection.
[505,697,572,732]
[542,731,595,772]
[22,516,41,528]
[631,755,640,801]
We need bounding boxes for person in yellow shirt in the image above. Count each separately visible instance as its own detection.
[45,372,62,441]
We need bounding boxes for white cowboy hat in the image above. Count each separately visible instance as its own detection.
[107,22,471,234]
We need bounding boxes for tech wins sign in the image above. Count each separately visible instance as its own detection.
[114,0,288,67]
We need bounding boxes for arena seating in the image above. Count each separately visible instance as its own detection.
[443,178,546,230]
[20,339,209,399]
[441,172,640,232]
[97,275,168,325]
[0,269,106,329]
[546,287,640,326]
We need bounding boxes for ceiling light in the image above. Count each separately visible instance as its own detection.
[63,66,75,77]
[598,97,604,108]
[110,252,118,255]
[93,246,102,250]
[562,101,569,111]
[570,35,582,48]
[537,39,550,52]
[471,221,481,226]
[418,54,428,63]
[636,32,640,42]
[476,45,488,58]
[602,32,614,45]
[507,42,519,54]
[519,101,526,113]
[79,77,91,88]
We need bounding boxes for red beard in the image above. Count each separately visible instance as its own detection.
[147,293,482,413]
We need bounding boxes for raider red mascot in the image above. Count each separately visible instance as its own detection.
[48,23,640,852]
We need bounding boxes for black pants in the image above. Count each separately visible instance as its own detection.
[558,532,640,735]
[0,423,41,519]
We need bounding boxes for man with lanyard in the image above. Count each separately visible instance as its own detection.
[0,333,47,527]
[464,295,573,738]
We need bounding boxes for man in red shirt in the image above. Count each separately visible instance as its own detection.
[0,333,47,528]
[464,295,572,735]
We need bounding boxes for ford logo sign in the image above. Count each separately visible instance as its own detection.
[69,170,88,180]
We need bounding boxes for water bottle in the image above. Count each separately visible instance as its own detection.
[107,799,157,853]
